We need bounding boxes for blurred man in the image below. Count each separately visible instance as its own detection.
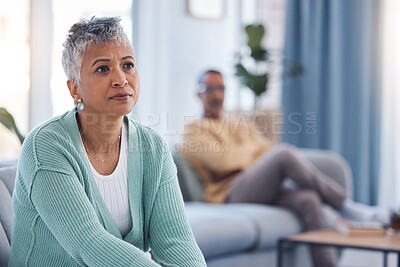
[180,69,384,267]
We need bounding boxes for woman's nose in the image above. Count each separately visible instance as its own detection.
[112,68,128,87]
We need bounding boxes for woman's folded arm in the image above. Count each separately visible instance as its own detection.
[30,169,159,267]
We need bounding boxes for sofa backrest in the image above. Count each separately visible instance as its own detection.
[0,166,17,267]
[172,152,204,202]
[299,148,353,199]
[173,148,353,202]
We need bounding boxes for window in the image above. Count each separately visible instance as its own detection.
[0,0,30,159]
[258,0,286,109]
[235,0,287,110]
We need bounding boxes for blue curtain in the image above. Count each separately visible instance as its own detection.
[282,0,381,204]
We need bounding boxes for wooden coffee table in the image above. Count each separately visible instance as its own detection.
[277,229,400,267]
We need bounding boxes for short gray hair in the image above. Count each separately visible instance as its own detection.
[62,16,132,84]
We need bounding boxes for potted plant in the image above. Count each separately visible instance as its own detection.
[233,24,302,142]
[0,107,25,144]
[389,209,400,231]
[234,24,302,105]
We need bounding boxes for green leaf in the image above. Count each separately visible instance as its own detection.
[0,107,25,144]
[234,23,303,102]
[245,24,267,61]
[234,63,249,76]
[246,74,268,96]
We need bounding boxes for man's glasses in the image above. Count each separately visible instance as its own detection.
[197,84,225,94]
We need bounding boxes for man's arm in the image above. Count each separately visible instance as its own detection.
[181,123,258,172]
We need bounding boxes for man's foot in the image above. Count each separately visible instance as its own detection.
[340,199,389,224]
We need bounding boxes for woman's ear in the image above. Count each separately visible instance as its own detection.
[67,80,80,101]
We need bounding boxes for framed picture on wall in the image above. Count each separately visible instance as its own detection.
[187,0,225,20]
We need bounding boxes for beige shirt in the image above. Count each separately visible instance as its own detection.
[180,116,272,203]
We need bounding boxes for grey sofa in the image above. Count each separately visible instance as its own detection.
[0,166,16,267]
[174,148,353,267]
[0,149,352,267]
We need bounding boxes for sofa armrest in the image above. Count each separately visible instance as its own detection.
[0,166,17,195]
[299,148,353,199]
[0,159,18,169]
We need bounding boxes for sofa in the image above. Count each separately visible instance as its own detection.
[173,148,353,267]
[0,148,352,267]
[0,166,16,267]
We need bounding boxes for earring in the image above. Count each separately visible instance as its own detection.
[76,99,85,110]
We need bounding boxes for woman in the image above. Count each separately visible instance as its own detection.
[9,17,206,266]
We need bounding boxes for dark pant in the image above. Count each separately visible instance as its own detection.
[226,143,347,267]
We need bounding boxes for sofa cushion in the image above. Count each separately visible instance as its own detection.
[185,202,340,259]
[0,166,16,267]
[0,221,10,267]
[215,203,302,249]
[185,202,259,259]
[0,178,12,244]
[0,178,12,267]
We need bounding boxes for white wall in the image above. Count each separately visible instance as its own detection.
[134,0,252,146]
[29,0,53,129]
[25,0,258,145]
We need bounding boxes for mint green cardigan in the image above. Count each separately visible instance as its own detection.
[9,109,206,267]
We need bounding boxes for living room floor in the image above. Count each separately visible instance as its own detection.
[340,249,398,267]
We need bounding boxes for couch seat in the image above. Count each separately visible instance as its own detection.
[185,202,302,259]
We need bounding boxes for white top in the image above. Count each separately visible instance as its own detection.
[89,122,132,237]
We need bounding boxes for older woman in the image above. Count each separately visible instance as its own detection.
[9,17,206,266]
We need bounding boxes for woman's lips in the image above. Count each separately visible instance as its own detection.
[110,93,132,101]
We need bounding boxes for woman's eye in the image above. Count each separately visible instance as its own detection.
[123,62,134,69]
[96,66,109,73]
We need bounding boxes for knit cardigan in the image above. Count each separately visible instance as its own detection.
[9,109,206,267]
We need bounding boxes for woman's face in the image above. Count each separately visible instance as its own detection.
[71,42,140,117]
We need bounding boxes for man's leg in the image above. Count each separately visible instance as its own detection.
[277,190,338,267]
[226,143,346,209]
